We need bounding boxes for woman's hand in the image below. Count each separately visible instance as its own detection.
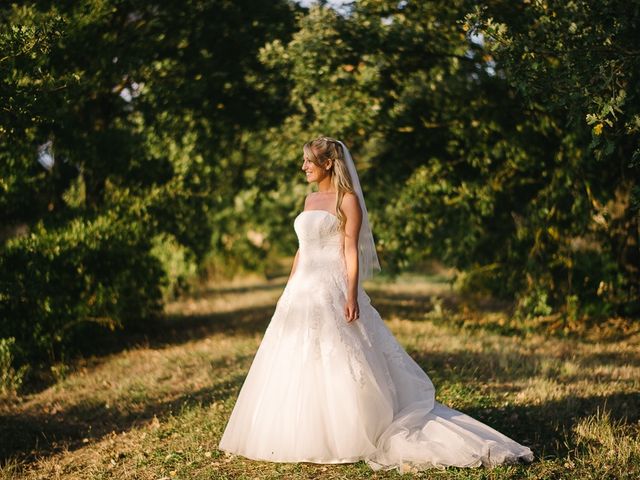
[345,296,359,323]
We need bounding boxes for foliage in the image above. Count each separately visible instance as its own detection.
[0,337,28,396]
[150,232,198,301]
[461,0,640,317]
[1,0,638,373]
[0,0,299,365]
[0,208,165,363]
[257,1,638,319]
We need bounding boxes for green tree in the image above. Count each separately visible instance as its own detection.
[254,1,638,319]
[463,0,639,317]
[0,0,299,366]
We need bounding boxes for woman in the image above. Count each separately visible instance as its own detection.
[218,136,534,472]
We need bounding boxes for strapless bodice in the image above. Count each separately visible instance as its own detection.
[293,210,345,276]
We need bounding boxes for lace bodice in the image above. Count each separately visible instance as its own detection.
[293,210,345,277]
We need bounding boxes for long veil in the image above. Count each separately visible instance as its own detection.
[336,140,381,281]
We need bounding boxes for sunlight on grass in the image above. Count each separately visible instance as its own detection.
[571,407,639,474]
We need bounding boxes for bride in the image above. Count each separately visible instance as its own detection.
[218,136,534,472]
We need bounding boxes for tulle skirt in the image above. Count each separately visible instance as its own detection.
[218,268,534,472]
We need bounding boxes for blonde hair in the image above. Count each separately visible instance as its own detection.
[303,136,355,231]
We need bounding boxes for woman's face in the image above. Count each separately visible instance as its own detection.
[301,151,329,184]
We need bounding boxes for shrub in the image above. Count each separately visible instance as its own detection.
[0,210,165,364]
[0,337,28,396]
[150,232,198,301]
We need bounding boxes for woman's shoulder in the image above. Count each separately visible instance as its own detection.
[340,192,362,218]
[340,191,358,206]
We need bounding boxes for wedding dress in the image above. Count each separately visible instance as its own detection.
[218,209,534,472]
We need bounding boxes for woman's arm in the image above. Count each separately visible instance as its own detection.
[342,192,362,322]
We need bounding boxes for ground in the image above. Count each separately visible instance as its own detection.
[1,272,639,479]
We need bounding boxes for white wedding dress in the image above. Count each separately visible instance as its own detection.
[218,209,534,472]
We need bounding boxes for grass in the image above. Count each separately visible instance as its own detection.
[1,272,639,479]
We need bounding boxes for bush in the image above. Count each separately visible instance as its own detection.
[150,232,198,301]
[0,210,165,364]
[0,337,28,396]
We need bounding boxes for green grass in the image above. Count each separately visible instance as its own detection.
[1,273,638,479]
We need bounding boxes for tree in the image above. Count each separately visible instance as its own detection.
[255,0,638,319]
[0,0,299,364]
[463,0,639,317]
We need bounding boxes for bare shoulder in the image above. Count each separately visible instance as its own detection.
[340,191,361,216]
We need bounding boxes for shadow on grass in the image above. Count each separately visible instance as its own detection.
[22,276,632,395]
[3,340,639,467]
[4,276,638,467]
[407,349,640,461]
[367,286,640,344]
[0,355,253,463]
[449,391,640,460]
[20,302,278,397]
